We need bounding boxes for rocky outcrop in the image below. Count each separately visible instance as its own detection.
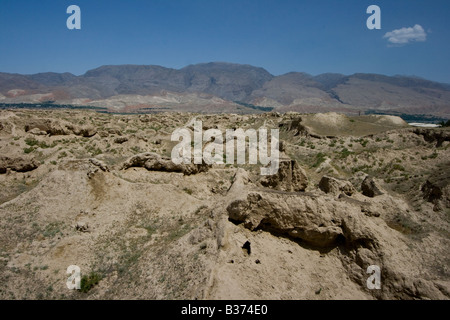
[319,176,355,196]
[122,152,209,175]
[114,137,128,144]
[28,128,47,136]
[107,128,122,136]
[260,159,308,192]
[422,180,443,202]
[24,119,67,135]
[227,191,376,248]
[71,125,97,138]
[413,128,450,147]
[361,176,384,197]
[89,158,109,172]
[75,221,90,233]
[279,117,308,136]
[421,175,450,210]
[0,156,39,173]
[24,119,97,137]
[224,166,450,299]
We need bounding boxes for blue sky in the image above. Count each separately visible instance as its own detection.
[0,0,449,83]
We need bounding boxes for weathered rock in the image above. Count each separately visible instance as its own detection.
[350,171,369,191]
[0,121,12,134]
[413,128,450,147]
[136,134,148,142]
[260,159,308,192]
[71,125,97,138]
[227,191,375,248]
[122,152,155,168]
[122,152,209,175]
[279,117,308,136]
[421,176,450,210]
[87,168,99,179]
[139,115,151,123]
[24,118,96,137]
[314,156,338,175]
[361,176,383,197]
[89,158,109,172]
[422,180,443,203]
[114,137,128,144]
[107,128,122,135]
[0,156,39,174]
[279,140,286,152]
[98,131,109,138]
[319,176,355,196]
[226,168,250,201]
[75,221,89,232]
[25,119,69,136]
[28,128,47,136]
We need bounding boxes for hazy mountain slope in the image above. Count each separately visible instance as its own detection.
[333,76,450,112]
[0,73,46,94]
[0,63,449,116]
[180,62,274,101]
[28,72,77,87]
[81,65,183,97]
[249,72,328,105]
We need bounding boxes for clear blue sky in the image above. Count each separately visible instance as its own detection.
[0,0,449,83]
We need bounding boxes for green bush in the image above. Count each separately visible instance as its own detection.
[25,138,56,149]
[339,148,354,159]
[80,272,102,293]
[391,164,405,172]
[312,153,326,168]
[58,151,68,159]
[25,138,39,147]
[439,120,450,127]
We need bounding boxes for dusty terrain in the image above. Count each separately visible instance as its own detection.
[0,109,449,300]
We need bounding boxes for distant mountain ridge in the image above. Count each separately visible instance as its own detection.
[0,62,449,117]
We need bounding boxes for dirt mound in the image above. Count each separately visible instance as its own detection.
[284,113,410,137]
[309,112,348,128]
[373,115,408,126]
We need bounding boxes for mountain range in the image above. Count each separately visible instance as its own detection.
[1,62,449,117]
